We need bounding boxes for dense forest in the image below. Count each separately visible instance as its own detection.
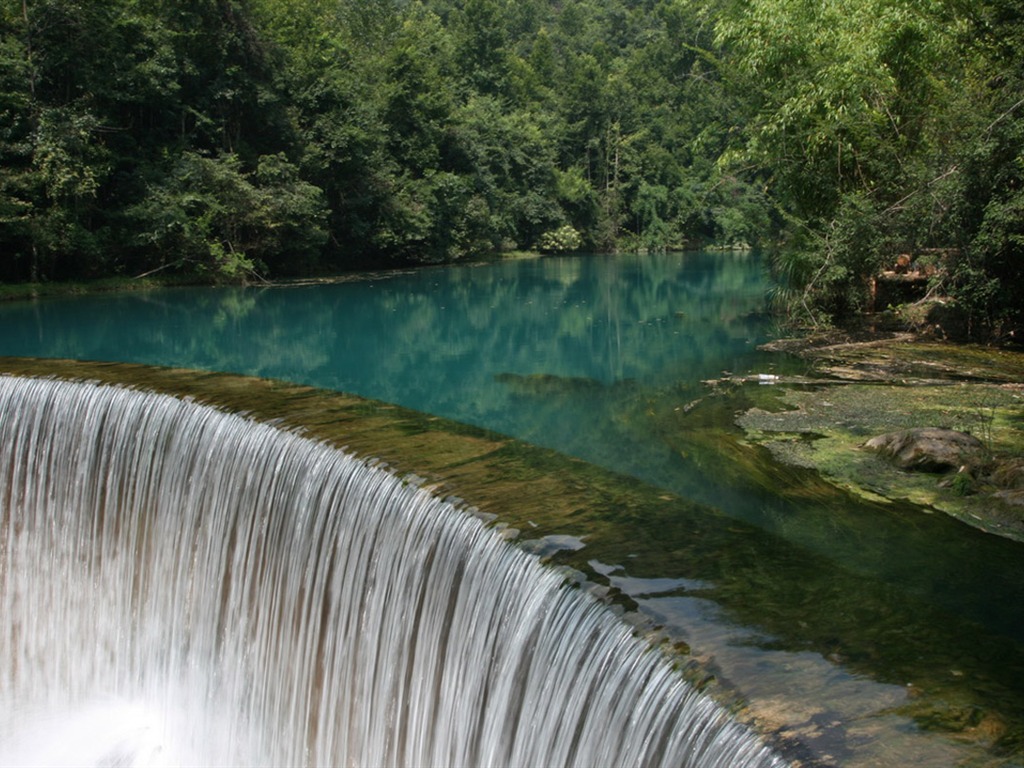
[1,0,1022,338]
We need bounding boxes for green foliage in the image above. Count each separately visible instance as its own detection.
[126,150,326,280]
[713,0,1024,338]
[0,0,1019,336]
[944,70,1024,339]
[950,471,975,497]
[33,107,107,205]
[716,0,956,213]
[0,0,778,279]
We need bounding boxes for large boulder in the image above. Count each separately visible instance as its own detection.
[863,428,987,473]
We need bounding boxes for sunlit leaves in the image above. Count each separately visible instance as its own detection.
[32,107,107,204]
[711,0,1024,335]
[715,0,958,218]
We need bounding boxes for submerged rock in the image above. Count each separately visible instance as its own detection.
[862,428,986,473]
[494,372,604,395]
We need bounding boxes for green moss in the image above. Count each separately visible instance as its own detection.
[733,342,1024,540]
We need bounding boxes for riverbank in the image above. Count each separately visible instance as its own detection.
[0,253,546,302]
[707,333,1024,542]
[0,275,182,301]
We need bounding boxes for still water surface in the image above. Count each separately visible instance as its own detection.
[1,253,772,471]
[2,251,1023,765]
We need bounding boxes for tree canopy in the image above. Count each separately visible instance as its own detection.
[1,0,1020,339]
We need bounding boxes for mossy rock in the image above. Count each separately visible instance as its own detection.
[725,335,1024,541]
[863,428,987,473]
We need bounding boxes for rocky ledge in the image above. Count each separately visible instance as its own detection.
[732,334,1024,542]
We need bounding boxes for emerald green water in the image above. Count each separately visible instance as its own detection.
[2,251,1023,765]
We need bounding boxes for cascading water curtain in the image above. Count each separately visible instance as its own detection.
[0,375,785,768]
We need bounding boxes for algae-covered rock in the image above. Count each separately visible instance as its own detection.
[862,428,987,473]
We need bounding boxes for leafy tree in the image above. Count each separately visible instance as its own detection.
[941,0,1024,338]
[450,0,509,96]
[0,11,37,281]
[126,150,326,280]
[712,0,1007,328]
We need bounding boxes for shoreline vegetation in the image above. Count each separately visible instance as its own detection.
[0,274,197,302]
[2,0,1022,340]
[0,249,547,302]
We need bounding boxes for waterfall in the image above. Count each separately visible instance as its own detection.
[0,375,784,768]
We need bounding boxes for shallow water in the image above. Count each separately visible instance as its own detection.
[2,251,1023,765]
